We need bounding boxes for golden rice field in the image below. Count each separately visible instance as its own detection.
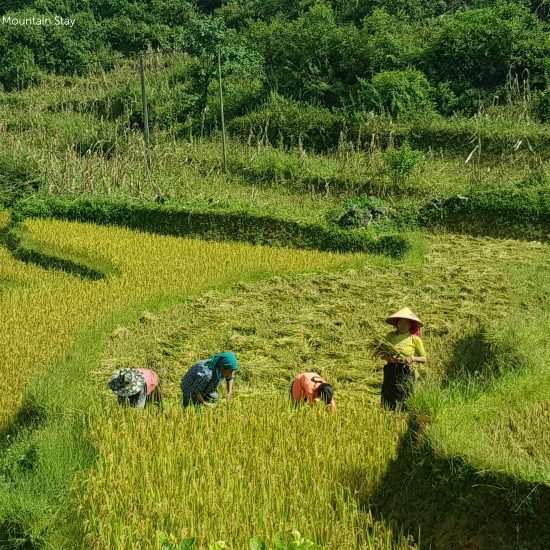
[78,230,549,549]
[1,215,549,549]
[0,217,362,431]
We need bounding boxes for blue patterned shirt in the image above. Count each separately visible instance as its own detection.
[181,360,234,406]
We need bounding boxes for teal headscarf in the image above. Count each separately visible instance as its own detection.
[208,352,239,382]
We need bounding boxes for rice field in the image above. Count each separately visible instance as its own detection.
[0,217,360,430]
[79,230,549,548]
[1,217,549,548]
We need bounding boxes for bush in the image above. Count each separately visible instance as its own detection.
[0,44,42,92]
[384,141,423,184]
[205,76,266,129]
[0,152,42,206]
[355,69,434,118]
[245,3,360,107]
[424,3,548,97]
[533,89,550,123]
[228,93,343,151]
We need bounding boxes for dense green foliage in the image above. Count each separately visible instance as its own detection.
[0,151,41,204]
[420,191,550,239]
[0,0,548,140]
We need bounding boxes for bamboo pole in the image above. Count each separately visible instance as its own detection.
[139,52,152,191]
[218,47,227,173]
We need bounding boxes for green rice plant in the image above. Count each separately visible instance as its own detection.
[79,397,410,548]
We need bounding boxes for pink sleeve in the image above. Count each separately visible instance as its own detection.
[138,369,159,396]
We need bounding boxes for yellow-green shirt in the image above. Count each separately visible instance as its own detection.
[386,331,427,360]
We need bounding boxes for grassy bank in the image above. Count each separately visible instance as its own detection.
[1,62,549,237]
[413,314,550,482]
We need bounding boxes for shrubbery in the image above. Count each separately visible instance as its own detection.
[420,191,550,239]
[0,0,548,155]
[533,89,550,123]
[11,196,411,257]
[229,93,343,151]
[354,70,434,118]
[0,152,42,205]
[424,2,549,101]
[0,44,42,91]
[384,141,423,184]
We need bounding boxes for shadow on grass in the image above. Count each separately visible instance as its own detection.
[0,224,116,281]
[0,397,47,451]
[0,521,37,550]
[0,398,47,550]
[353,417,550,550]
[443,327,496,384]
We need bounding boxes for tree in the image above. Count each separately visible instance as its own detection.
[358,9,425,75]
[354,69,434,118]
[179,16,265,119]
[245,3,361,106]
[424,2,548,94]
[0,44,42,90]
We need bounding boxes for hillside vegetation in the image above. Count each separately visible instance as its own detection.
[0,1,549,548]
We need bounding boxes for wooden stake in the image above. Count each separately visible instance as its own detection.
[218,47,227,173]
[140,52,152,191]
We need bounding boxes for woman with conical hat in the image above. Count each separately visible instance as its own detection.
[380,307,426,410]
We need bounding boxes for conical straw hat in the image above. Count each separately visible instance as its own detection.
[385,307,423,327]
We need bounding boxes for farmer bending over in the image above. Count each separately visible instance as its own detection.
[290,372,336,412]
[380,307,426,410]
[181,352,238,407]
[108,368,162,408]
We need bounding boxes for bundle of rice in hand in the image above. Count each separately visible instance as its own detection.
[368,334,405,362]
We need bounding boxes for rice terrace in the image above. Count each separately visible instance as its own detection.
[0,1,549,548]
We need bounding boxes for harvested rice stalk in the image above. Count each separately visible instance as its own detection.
[368,335,405,362]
